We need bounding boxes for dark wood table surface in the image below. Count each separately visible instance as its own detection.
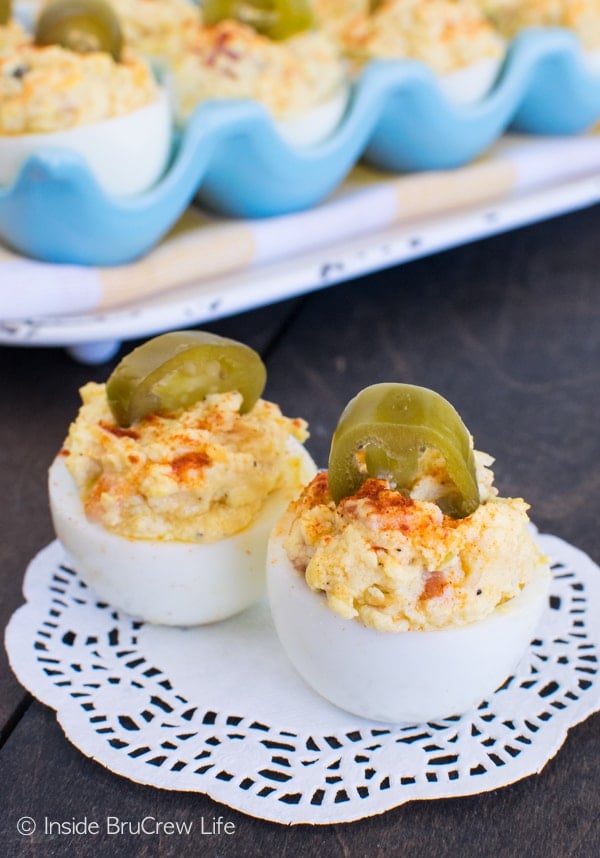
[1,205,599,856]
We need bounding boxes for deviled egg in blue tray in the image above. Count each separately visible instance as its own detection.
[0,0,599,266]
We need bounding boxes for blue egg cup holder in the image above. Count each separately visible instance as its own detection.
[0,28,599,267]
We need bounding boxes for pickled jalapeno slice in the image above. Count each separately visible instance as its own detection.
[328,383,480,519]
[202,0,314,41]
[0,0,11,27]
[106,331,267,427]
[35,0,123,61]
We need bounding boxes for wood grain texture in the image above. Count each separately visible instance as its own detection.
[1,207,599,856]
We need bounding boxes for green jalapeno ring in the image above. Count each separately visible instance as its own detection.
[106,330,267,427]
[35,0,124,62]
[202,0,315,41]
[327,383,480,519]
[0,0,11,27]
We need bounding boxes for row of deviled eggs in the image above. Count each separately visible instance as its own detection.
[48,330,551,725]
[3,0,600,199]
[0,0,351,194]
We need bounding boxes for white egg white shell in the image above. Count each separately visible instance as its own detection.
[276,84,350,147]
[0,85,171,197]
[48,438,316,626]
[267,529,551,724]
[440,56,503,104]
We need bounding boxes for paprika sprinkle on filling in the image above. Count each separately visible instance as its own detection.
[279,383,548,633]
[63,382,309,542]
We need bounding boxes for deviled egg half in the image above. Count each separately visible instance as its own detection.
[0,0,171,196]
[267,383,551,724]
[49,331,316,626]
[170,0,350,146]
[338,0,506,104]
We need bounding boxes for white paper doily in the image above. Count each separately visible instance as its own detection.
[5,531,600,825]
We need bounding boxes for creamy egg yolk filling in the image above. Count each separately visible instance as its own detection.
[337,0,505,75]
[0,44,160,134]
[170,19,348,124]
[62,381,309,543]
[0,19,30,57]
[475,0,600,52]
[105,0,199,63]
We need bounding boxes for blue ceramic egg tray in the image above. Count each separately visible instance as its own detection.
[0,28,599,267]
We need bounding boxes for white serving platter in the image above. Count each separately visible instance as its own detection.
[0,132,599,363]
